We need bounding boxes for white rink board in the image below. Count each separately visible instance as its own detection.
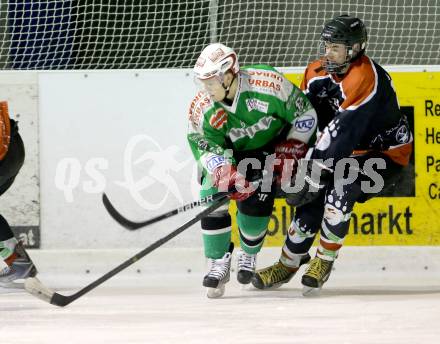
[33,66,440,250]
[39,70,202,249]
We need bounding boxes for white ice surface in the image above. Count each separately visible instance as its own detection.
[1,248,440,344]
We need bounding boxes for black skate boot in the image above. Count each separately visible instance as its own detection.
[236,250,256,284]
[203,243,233,298]
[301,256,333,296]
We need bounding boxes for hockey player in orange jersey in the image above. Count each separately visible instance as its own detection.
[0,101,37,288]
[252,15,413,295]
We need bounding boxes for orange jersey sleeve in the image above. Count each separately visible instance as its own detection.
[300,60,327,91]
[0,101,11,160]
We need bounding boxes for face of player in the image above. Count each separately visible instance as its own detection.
[324,42,348,65]
[196,75,226,102]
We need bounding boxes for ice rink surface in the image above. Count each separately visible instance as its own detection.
[2,275,440,343]
[1,248,440,344]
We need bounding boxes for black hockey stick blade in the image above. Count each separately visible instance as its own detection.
[102,192,228,230]
[102,175,267,231]
[25,195,230,307]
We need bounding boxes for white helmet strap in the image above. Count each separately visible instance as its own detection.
[221,72,236,100]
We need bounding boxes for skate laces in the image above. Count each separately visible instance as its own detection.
[207,253,231,280]
[237,251,256,272]
[259,262,292,284]
[306,257,332,280]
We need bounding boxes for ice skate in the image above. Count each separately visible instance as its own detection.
[203,245,233,298]
[252,253,310,290]
[0,242,37,288]
[301,256,333,296]
[236,250,256,285]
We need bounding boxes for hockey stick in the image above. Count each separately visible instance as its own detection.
[24,195,229,307]
[102,192,229,230]
[103,175,267,231]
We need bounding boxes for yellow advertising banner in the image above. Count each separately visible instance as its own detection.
[231,71,440,246]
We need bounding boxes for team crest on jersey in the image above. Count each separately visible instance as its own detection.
[245,98,269,113]
[295,96,307,113]
[329,97,340,111]
[396,125,410,144]
[286,88,300,110]
[197,138,209,150]
[209,108,228,129]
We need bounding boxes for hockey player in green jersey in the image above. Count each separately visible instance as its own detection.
[187,43,317,298]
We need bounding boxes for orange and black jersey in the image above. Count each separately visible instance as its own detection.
[301,55,412,166]
[0,101,11,161]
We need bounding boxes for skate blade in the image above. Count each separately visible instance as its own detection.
[240,283,253,291]
[302,285,322,297]
[206,284,225,298]
[0,281,25,289]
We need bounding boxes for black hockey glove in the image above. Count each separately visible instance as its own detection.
[286,159,331,208]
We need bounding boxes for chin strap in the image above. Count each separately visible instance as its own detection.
[221,74,236,101]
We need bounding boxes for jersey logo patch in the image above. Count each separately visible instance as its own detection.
[294,114,315,133]
[209,108,228,129]
[248,78,281,91]
[206,155,226,173]
[229,117,274,142]
[188,92,211,128]
[245,98,269,113]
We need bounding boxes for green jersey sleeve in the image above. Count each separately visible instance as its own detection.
[284,85,317,144]
[187,91,233,175]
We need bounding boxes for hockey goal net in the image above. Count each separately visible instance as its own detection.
[0,0,439,70]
